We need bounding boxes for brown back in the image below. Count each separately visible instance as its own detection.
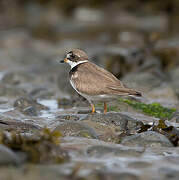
[70,62,126,95]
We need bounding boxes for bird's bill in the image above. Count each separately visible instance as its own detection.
[60,58,68,63]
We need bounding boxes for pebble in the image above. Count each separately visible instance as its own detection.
[0,145,21,166]
[121,131,174,147]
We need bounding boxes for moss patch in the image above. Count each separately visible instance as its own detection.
[119,98,176,119]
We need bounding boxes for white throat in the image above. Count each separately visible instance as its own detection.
[68,60,88,69]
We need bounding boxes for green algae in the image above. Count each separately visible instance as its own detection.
[108,105,120,112]
[97,98,176,119]
[119,98,176,119]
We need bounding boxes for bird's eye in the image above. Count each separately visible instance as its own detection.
[67,52,75,60]
[70,53,75,59]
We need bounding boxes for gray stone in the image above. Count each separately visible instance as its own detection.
[23,106,38,116]
[146,85,178,108]
[14,96,48,116]
[2,71,34,85]
[170,111,179,123]
[57,67,76,96]
[122,72,162,92]
[57,98,76,108]
[121,131,174,147]
[169,67,179,96]
[82,112,143,131]
[0,84,27,98]
[159,167,179,179]
[30,87,54,99]
[0,144,21,165]
[87,145,144,157]
[163,156,179,164]
[97,171,139,180]
[99,45,145,77]
[54,121,98,139]
[0,165,69,180]
[127,161,152,169]
[0,115,40,131]
[57,114,88,121]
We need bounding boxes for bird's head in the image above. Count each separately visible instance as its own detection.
[60,49,88,69]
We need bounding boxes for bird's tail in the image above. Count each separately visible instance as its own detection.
[128,89,142,97]
[108,86,142,97]
[116,88,142,97]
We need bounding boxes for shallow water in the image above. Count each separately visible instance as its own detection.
[0,108,14,113]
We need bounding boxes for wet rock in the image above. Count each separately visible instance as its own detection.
[30,87,54,99]
[57,114,87,121]
[118,31,145,45]
[138,56,163,73]
[154,37,179,71]
[0,84,27,98]
[159,167,179,179]
[82,112,143,132]
[0,144,21,165]
[74,7,104,22]
[57,97,76,108]
[54,121,98,139]
[60,136,109,153]
[57,96,89,109]
[113,172,139,180]
[145,146,179,157]
[70,119,119,142]
[163,156,179,164]
[114,13,168,32]
[0,116,40,131]
[122,72,162,92]
[0,165,68,180]
[87,145,144,157]
[2,71,34,85]
[170,112,179,123]
[97,171,139,180]
[121,131,173,147]
[77,112,145,143]
[146,85,178,107]
[1,30,30,49]
[57,68,76,96]
[127,161,152,169]
[121,111,158,124]
[1,128,69,164]
[169,67,179,96]
[14,96,48,116]
[100,45,145,77]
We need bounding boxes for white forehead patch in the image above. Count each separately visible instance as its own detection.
[66,53,72,59]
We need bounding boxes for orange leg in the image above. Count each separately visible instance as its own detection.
[104,102,107,114]
[91,104,95,114]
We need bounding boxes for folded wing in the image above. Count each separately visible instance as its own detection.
[71,62,141,97]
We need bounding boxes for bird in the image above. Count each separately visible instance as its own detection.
[60,49,142,114]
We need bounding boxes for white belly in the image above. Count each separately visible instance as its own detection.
[70,79,89,99]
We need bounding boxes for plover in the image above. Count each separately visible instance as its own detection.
[60,49,141,114]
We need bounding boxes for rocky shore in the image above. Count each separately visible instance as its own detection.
[0,1,179,179]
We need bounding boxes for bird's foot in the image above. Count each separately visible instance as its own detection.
[103,102,107,114]
[91,104,95,114]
